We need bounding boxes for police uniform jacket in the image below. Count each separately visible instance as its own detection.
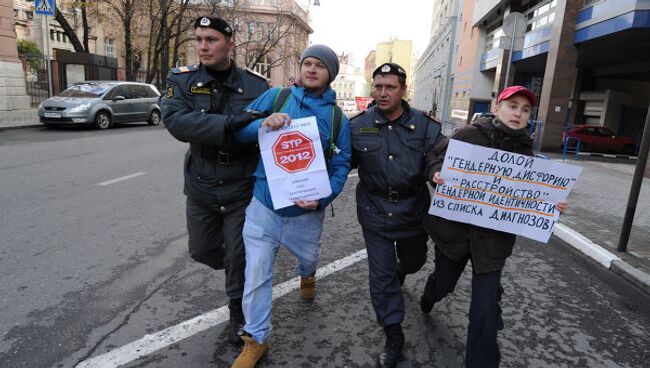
[423,116,534,273]
[351,102,442,238]
[161,63,269,210]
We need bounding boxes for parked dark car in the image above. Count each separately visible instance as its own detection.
[562,125,638,155]
[37,81,161,129]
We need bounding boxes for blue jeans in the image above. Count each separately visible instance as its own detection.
[241,198,325,344]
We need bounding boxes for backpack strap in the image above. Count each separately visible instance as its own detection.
[272,87,292,113]
[327,105,344,163]
[271,86,343,164]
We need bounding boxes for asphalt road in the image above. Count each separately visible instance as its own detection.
[1,125,649,368]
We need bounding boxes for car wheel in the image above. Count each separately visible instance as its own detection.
[94,111,112,130]
[148,110,161,126]
[622,144,635,156]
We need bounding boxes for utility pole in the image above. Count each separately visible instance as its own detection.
[617,104,650,252]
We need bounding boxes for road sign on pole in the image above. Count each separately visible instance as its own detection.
[35,0,56,97]
[35,0,56,16]
[500,12,527,88]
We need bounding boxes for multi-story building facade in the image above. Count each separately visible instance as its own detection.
[182,0,312,87]
[412,0,460,117]
[332,53,370,113]
[374,39,414,98]
[414,0,650,151]
[15,0,311,90]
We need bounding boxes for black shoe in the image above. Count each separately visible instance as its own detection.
[420,294,435,314]
[228,298,245,344]
[377,324,404,368]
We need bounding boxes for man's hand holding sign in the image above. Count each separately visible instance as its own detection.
[258,114,330,210]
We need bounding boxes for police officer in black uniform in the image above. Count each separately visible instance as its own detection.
[350,63,443,367]
[161,16,269,344]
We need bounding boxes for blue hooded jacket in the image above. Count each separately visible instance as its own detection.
[235,85,351,217]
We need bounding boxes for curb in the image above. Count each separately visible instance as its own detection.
[553,223,650,295]
[0,124,42,131]
[578,152,637,159]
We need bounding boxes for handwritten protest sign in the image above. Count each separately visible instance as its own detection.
[259,116,331,210]
[428,139,582,243]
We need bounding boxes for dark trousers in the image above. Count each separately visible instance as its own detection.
[186,198,248,299]
[425,247,503,368]
[362,228,428,326]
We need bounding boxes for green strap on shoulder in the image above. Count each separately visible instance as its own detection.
[272,87,292,113]
[272,86,343,164]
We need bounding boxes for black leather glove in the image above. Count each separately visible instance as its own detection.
[225,110,267,131]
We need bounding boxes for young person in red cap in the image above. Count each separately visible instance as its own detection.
[420,86,567,367]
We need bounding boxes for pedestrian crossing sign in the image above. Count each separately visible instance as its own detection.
[34,0,56,16]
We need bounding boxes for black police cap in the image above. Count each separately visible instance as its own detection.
[372,62,407,79]
[194,16,233,37]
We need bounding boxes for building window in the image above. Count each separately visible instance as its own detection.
[248,54,271,78]
[26,11,33,20]
[105,38,116,57]
[50,30,55,41]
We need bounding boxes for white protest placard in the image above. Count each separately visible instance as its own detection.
[429,139,582,243]
[258,116,331,210]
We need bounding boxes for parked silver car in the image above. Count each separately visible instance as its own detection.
[37,81,162,129]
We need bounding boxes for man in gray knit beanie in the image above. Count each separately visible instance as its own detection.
[300,44,340,84]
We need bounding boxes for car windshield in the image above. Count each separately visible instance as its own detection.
[59,83,114,98]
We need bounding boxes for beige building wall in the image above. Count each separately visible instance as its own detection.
[183,0,312,87]
[1,0,29,110]
[374,39,413,97]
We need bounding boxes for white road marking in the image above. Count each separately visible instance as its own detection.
[76,249,368,368]
[97,172,147,186]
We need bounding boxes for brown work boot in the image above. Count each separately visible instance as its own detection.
[231,334,269,368]
[300,271,316,300]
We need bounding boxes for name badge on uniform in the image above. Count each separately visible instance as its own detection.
[359,127,379,135]
[190,86,212,95]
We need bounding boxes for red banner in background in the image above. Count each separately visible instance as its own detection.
[355,97,374,111]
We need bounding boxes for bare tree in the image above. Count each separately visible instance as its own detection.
[102,0,142,80]
[206,0,309,78]
[137,0,309,86]
[143,0,194,87]
[54,6,85,52]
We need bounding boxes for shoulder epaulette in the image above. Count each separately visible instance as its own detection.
[425,113,441,124]
[171,64,199,74]
[349,110,366,120]
[244,67,270,82]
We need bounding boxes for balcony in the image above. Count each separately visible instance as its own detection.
[575,0,650,43]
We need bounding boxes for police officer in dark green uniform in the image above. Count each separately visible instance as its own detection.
[350,63,444,367]
[161,16,269,344]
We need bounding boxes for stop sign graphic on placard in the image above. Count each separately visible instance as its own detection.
[272,131,315,173]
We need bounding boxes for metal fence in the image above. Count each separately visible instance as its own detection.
[22,56,50,107]
[26,81,50,107]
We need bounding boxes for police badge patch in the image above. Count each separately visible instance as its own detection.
[166,85,174,98]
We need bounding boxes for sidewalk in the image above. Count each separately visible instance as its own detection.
[550,153,650,294]
[1,115,648,294]
[0,109,40,130]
